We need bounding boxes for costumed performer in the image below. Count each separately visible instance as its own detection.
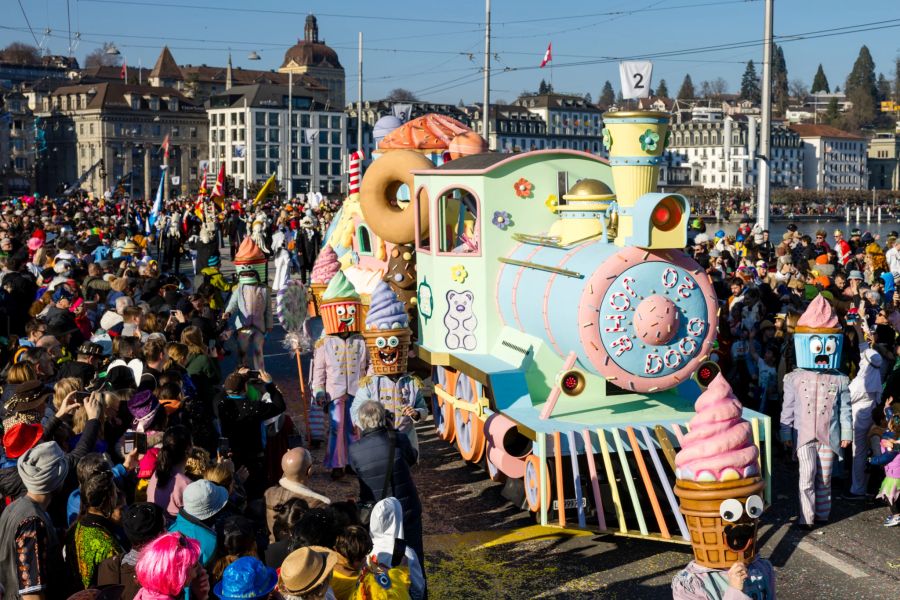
[311,271,368,478]
[351,280,427,452]
[225,237,272,371]
[672,374,775,600]
[780,294,851,528]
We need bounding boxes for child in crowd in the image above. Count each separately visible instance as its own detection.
[331,525,374,600]
[872,402,900,526]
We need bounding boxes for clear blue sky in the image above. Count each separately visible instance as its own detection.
[4,0,899,104]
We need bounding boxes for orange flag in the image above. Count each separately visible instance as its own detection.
[209,163,225,210]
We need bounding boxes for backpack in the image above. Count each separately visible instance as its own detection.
[352,556,411,600]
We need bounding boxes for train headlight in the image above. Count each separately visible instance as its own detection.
[695,361,720,389]
[560,370,586,396]
[651,196,683,232]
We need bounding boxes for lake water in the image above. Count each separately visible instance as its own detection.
[706,216,900,240]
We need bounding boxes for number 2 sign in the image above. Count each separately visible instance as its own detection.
[619,61,653,100]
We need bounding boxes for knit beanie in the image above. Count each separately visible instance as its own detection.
[18,441,69,495]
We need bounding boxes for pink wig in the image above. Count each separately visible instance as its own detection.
[135,532,201,596]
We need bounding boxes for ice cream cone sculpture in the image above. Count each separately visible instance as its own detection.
[309,245,341,316]
[674,374,764,569]
[320,271,362,335]
[364,281,412,375]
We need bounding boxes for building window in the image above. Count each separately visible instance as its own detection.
[270,129,280,143]
[268,113,279,126]
[331,147,340,161]
[301,114,311,128]
[319,162,329,175]
[231,113,237,125]
[256,128,265,142]
[319,146,328,160]
[301,162,311,175]
[331,116,341,129]
[255,112,265,126]
[269,146,279,159]
[330,131,341,145]
[319,115,329,129]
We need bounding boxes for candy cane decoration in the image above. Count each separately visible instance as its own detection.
[348,150,364,194]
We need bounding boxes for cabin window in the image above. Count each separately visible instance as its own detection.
[357,225,373,256]
[415,185,430,254]
[436,187,480,255]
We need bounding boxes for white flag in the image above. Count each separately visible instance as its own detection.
[304,129,320,144]
[619,61,653,99]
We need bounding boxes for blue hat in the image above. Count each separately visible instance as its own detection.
[715,230,725,238]
[208,255,221,267]
[52,287,74,302]
[213,557,278,600]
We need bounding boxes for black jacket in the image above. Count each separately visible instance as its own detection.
[349,427,421,522]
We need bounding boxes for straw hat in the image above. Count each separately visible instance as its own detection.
[277,546,338,597]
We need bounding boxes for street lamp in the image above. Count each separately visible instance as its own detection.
[105,44,121,56]
[247,51,261,61]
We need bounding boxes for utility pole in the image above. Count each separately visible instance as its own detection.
[756,0,774,230]
[287,70,293,200]
[482,0,491,150]
[357,32,363,155]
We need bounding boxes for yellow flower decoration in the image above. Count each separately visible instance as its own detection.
[450,264,468,284]
[544,194,559,213]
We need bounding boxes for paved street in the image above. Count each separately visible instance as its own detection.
[216,254,900,600]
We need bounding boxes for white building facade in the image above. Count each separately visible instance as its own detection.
[791,124,867,191]
[207,84,346,195]
[663,114,803,190]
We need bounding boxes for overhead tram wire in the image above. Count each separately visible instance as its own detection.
[494,0,760,25]
[77,0,481,25]
[16,0,41,46]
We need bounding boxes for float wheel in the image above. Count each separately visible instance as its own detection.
[433,367,457,443]
[455,406,486,463]
[524,454,550,512]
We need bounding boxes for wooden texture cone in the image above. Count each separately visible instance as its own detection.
[674,477,764,569]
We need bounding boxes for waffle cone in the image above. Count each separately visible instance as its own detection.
[674,477,764,569]
[363,329,411,374]
[308,283,328,316]
[320,300,363,334]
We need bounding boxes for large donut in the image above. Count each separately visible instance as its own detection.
[360,150,433,244]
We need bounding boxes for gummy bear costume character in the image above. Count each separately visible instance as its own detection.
[780,294,850,526]
[226,237,272,371]
[312,272,368,471]
[351,282,427,451]
[672,374,775,600]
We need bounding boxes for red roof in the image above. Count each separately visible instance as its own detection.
[789,124,864,140]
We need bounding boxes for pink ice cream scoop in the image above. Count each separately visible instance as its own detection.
[796,294,840,331]
[311,245,340,284]
[675,374,760,482]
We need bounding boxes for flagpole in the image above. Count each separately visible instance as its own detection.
[287,71,293,201]
[482,0,491,150]
[357,31,363,155]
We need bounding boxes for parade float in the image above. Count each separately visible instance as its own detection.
[316,109,772,544]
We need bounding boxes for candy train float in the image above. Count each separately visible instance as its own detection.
[307,114,487,323]
[353,110,772,544]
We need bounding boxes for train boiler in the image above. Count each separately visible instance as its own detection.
[358,111,772,542]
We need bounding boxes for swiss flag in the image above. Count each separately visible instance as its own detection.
[540,42,552,68]
[120,61,127,80]
[161,134,170,160]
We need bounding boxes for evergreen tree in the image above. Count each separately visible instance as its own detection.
[877,73,891,102]
[895,57,900,103]
[538,79,550,94]
[772,45,789,113]
[584,92,592,103]
[740,60,761,104]
[599,80,615,107]
[677,74,695,99]
[811,64,830,93]
[824,97,840,124]
[845,45,878,127]
[656,79,669,98]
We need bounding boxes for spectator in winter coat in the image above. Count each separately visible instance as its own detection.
[348,401,424,571]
